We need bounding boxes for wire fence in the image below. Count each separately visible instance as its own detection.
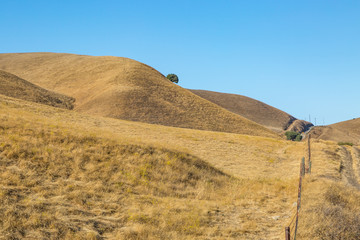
[285,135,311,240]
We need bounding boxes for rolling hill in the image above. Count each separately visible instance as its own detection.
[0,52,278,138]
[0,95,232,239]
[1,92,359,239]
[189,89,313,133]
[311,118,360,145]
[0,70,74,109]
[0,94,304,239]
[0,61,359,239]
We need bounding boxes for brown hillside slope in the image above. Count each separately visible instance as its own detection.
[0,52,278,138]
[286,119,313,133]
[0,70,74,109]
[190,89,313,132]
[311,118,360,145]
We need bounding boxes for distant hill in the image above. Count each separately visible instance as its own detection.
[0,52,279,138]
[189,89,313,133]
[311,118,360,145]
[0,70,74,109]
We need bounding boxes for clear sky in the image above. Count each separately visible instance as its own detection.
[1,0,359,124]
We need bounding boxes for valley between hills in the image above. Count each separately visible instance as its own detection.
[0,52,359,239]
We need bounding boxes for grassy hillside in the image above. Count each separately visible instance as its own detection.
[311,118,360,145]
[0,70,74,109]
[190,89,313,133]
[0,94,305,239]
[0,52,278,138]
[0,94,359,239]
[0,52,357,239]
[0,101,228,239]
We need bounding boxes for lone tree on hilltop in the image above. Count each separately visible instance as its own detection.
[166,74,179,83]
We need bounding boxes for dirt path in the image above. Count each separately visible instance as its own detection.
[339,146,360,190]
[352,147,360,182]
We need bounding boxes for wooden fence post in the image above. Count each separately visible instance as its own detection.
[294,157,304,239]
[307,134,311,174]
[301,157,305,177]
[285,226,290,240]
[285,157,306,240]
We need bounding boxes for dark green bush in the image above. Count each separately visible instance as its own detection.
[166,74,179,83]
[295,134,302,141]
[285,131,302,141]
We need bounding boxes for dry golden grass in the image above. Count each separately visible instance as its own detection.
[284,139,360,239]
[189,89,312,133]
[0,52,358,240]
[0,95,305,239]
[1,95,358,239]
[311,118,360,145]
[0,70,74,110]
[0,52,278,138]
[0,97,228,239]
[298,178,360,239]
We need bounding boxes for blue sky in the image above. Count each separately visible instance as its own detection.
[1,0,359,124]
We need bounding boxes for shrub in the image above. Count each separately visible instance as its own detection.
[166,74,179,83]
[295,134,302,141]
[285,131,302,141]
[338,142,353,146]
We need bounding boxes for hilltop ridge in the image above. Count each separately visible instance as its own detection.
[0,52,278,138]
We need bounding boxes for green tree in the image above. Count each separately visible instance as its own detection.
[166,74,179,83]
